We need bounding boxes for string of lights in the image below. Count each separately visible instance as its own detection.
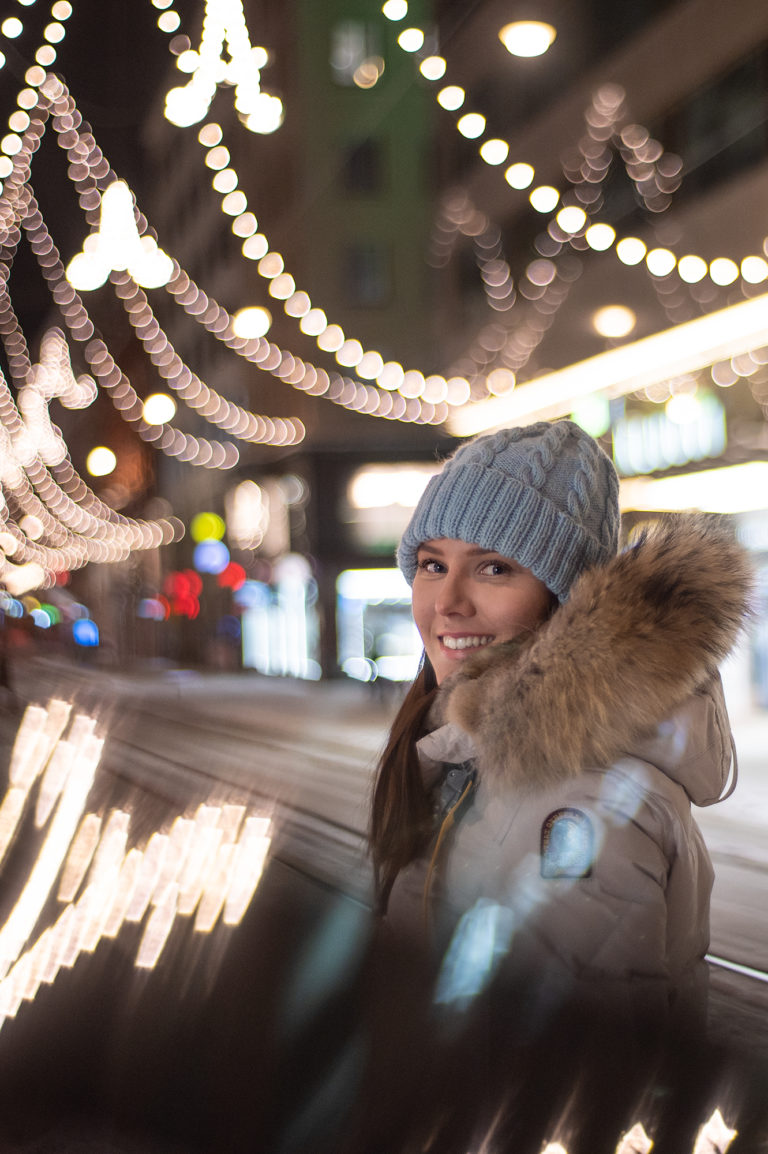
[382,2,768,293]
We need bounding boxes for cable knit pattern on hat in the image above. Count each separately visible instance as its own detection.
[397,420,620,603]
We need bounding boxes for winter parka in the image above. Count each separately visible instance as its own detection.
[386,514,753,1022]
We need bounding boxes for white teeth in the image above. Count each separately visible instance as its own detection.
[442,635,493,651]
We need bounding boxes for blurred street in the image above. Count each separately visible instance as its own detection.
[1,657,768,1150]
[3,657,768,1039]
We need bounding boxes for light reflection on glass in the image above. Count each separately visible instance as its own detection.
[0,701,273,1032]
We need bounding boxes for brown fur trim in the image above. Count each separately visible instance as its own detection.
[439,513,753,789]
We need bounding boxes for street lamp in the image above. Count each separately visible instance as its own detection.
[499,21,556,58]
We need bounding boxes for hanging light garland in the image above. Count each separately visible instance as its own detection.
[382,4,768,295]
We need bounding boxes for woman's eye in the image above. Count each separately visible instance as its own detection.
[417,558,444,574]
[481,561,511,576]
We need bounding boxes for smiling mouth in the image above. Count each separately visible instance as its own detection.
[441,635,494,651]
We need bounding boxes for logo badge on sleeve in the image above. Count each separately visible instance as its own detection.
[540,807,594,878]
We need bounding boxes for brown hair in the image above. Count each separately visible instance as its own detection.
[369,656,438,914]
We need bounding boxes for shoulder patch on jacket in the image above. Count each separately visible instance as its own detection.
[541,807,594,878]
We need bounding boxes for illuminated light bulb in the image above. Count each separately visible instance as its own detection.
[242,233,268,260]
[1,134,22,156]
[479,139,509,165]
[398,27,424,52]
[284,291,311,317]
[357,351,384,380]
[204,145,230,170]
[268,273,295,300]
[382,0,408,18]
[86,447,116,477]
[1,18,24,38]
[158,11,181,32]
[457,113,486,139]
[556,205,587,233]
[525,258,556,286]
[43,22,65,42]
[529,185,559,213]
[142,393,177,425]
[445,377,471,406]
[232,211,257,237]
[257,251,283,278]
[36,45,57,65]
[8,111,30,132]
[423,375,447,404]
[221,190,247,215]
[25,66,46,86]
[17,88,37,109]
[677,254,708,283]
[419,55,446,80]
[198,122,222,146]
[336,339,364,367]
[177,49,200,73]
[317,324,345,352]
[592,305,636,338]
[400,370,425,398]
[505,162,534,189]
[487,368,516,395]
[232,306,271,338]
[646,247,676,276]
[243,92,284,134]
[52,2,73,18]
[709,257,739,286]
[66,181,173,290]
[212,167,238,193]
[299,308,327,335]
[353,57,384,89]
[741,255,768,283]
[585,223,615,251]
[616,236,647,265]
[19,514,44,541]
[437,85,465,111]
[499,20,556,57]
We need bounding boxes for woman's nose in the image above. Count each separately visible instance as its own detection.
[435,573,473,617]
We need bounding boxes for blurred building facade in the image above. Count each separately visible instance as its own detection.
[18,0,766,693]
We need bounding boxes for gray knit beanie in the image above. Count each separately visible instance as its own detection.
[397,420,620,603]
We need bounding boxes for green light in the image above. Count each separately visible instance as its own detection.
[571,395,611,438]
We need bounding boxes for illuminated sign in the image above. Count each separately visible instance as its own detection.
[613,393,726,477]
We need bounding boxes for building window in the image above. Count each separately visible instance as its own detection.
[340,137,384,194]
[343,242,391,307]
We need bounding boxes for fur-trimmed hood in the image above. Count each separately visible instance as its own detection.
[431,513,753,800]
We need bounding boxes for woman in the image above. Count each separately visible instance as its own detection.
[370,419,752,1028]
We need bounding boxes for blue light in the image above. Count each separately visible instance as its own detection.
[73,618,99,647]
[193,538,230,575]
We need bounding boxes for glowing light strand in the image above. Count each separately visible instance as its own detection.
[390,18,765,294]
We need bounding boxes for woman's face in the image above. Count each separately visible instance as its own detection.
[412,538,553,685]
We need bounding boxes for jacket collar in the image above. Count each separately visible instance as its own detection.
[430,513,752,797]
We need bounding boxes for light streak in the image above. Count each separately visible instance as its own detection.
[706,953,768,984]
[0,701,273,1031]
[616,1123,653,1152]
[693,1110,737,1153]
[447,292,768,435]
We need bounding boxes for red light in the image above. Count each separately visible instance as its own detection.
[217,561,246,590]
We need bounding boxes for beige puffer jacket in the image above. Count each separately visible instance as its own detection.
[386,515,753,1022]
